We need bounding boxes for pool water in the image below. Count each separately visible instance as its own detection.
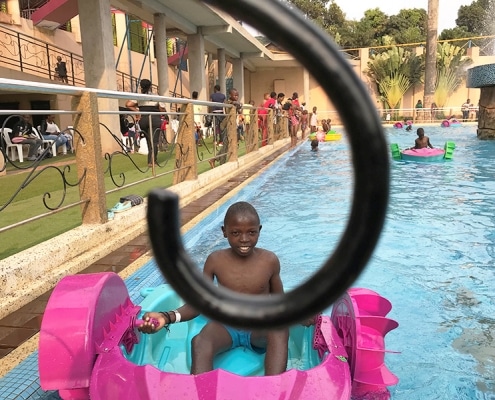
[180,125,495,399]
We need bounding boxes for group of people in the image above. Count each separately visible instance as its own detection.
[8,114,72,161]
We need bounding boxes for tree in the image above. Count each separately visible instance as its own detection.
[434,43,472,107]
[439,26,471,41]
[366,47,423,112]
[424,0,438,112]
[455,0,495,35]
[386,9,428,44]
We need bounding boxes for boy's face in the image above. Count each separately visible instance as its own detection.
[230,90,239,102]
[222,213,261,257]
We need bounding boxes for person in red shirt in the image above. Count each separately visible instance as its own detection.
[259,92,277,146]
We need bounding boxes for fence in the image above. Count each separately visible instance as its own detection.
[0,77,291,257]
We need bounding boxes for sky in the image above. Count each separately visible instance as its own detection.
[334,0,474,32]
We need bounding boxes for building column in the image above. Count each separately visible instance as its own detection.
[6,0,20,25]
[188,32,206,100]
[154,13,169,96]
[303,69,310,107]
[77,0,119,154]
[218,48,226,95]
[231,57,244,102]
[70,16,82,43]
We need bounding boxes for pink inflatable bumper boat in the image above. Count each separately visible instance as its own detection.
[391,142,455,162]
[39,272,399,400]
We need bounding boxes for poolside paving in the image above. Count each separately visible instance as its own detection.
[0,144,289,361]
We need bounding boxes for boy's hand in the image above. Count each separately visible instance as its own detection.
[300,314,318,327]
[137,312,167,334]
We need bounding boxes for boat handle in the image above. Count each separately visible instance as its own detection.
[147,0,389,329]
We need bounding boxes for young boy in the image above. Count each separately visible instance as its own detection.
[139,202,289,376]
[310,138,319,152]
[410,127,433,149]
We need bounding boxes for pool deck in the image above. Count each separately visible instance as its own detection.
[0,142,290,396]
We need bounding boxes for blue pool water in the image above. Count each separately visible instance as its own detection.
[2,125,494,399]
[183,125,495,399]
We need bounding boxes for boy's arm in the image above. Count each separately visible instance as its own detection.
[139,255,218,333]
[268,253,284,295]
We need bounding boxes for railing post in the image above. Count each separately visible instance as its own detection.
[72,92,107,224]
[46,44,52,80]
[267,109,275,145]
[17,31,23,72]
[246,108,258,153]
[225,107,238,163]
[173,102,197,184]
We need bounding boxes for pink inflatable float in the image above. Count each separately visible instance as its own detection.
[38,272,399,400]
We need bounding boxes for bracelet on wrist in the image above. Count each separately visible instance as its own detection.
[158,311,171,331]
[173,309,182,323]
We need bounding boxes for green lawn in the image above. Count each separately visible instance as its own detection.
[0,136,248,259]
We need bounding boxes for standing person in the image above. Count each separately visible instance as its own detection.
[40,114,69,154]
[126,79,168,167]
[11,115,43,161]
[192,91,204,145]
[409,127,433,149]
[415,99,423,120]
[260,92,276,146]
[300,109,309,139]
[55,56,68,84]
[430,102,438,121]
[290,92,301,147]
[210,84,226,144]
[310,106,318,133]
[139,201,289,376]
[461,99,470,122]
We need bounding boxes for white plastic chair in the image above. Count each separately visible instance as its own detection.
[35,127,67,156]
[1,127,25,162]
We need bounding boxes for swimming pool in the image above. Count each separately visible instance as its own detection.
[183,124,495,399]
[2,124,494,399]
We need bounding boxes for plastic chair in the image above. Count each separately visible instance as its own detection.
[1,127,25,162]
[35,127,67,156]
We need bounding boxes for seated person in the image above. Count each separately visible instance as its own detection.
[40,115,69,154]
[139,202,290,376]
[409,127,433,149]
[11,115,43,161]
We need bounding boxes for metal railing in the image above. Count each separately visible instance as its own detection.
[0,77,290,258]
[0,25,185,96]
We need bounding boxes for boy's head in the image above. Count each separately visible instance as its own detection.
[140,79,152,93]
[214,84,221,92]
[229,88,239,102]
[312,106,317,112]
[192,91,198,100]
[277,93,285,102]
[223,202,261,256]
[417,127,425,137]
[311,139,318,150]
[224,202,260,226]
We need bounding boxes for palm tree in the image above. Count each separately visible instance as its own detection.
[424,0,438,115]
[366,46,423,119]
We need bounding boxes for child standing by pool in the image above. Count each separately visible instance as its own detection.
[139,202,289,376]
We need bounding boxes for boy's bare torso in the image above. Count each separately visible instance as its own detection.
[206,248,278,295]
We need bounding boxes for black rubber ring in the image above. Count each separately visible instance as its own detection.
[147,0,389,329]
